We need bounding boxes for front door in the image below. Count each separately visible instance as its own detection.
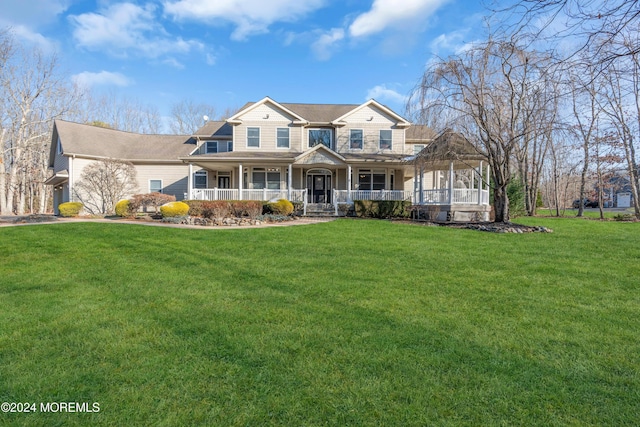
[307,173,331,203]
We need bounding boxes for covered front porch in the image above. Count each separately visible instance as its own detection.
[409,129,492,221]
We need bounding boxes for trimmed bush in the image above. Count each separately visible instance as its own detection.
[229,200,263,219]
[160,201,190,218]
[182,200,205,217]
[115,199,133,217]
[202,201,230,218]
[354,200,411,219]
[58,202,83,217]
[267,199,294,216]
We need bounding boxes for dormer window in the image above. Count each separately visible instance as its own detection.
[57,138,63,155]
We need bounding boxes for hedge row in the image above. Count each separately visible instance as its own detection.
[353,200,411,219]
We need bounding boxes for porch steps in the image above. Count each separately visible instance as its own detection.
[304,204,336,217]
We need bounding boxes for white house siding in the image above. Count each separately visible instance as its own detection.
[134,164,190,200]
[334,106,405,155]
[233,103,303,152]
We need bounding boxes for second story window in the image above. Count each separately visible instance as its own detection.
[247,127,260,148]
[308,129,332,149]
[205,141,232,153]
[277,128,290,148]
[350,129,363,150]
[379,130,392,150]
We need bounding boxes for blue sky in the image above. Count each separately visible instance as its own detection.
[0,0,490,122]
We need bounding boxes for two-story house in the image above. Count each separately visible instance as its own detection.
[46,96,491,219]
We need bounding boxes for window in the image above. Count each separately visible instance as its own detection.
[350,129,363,150]
[413,144,425,154]
[277,127,290,148]
[194,170,207,189]
[57,138,63,155]
[205,141,232,153]
[308,129,332,149]
[379,130,392,150]
[358,169,386,190]
[149,179,163,193]
[247,127,260,148]
[252,168,281,189]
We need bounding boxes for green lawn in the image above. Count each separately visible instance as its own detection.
[1,218,639,426]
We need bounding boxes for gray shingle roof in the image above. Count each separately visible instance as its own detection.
[52,120,194,162]
[193,121,233,137]
[405,125,436,142]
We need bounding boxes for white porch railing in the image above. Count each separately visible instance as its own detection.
[418,189,490,205]
[190,188,306,202]
[333,190,412,203]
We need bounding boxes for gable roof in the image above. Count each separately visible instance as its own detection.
[49,120,194,166]
[228,97,409,126]
[413,129,487,165]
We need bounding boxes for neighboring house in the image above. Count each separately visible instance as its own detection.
[45,121,195,214]
[46,97,491,219]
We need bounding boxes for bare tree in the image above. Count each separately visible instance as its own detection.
[0,33,78,215]
[169,99,218,134]
[599,47,640,217]
[408,37,557,222]
[74,91,161,134]
[73,158,138,215]
[502,0,640,64]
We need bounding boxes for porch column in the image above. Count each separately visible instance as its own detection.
[288,164,292,200]
[419,164,424,204]
[187,163,193,200]
[477,160,483,205]
[238,163,243,200]
[347,165,352,201]
[448,161,454,204]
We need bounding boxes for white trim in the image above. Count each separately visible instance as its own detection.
[349,128,363,150]
[276,127,290,149]
[307,128,333,150]
[228,96,307,123]
[333,99,411,127]
[379,129,392,150]
[149,179,163,193]
[247,126,260,148]
[193,169,208,189]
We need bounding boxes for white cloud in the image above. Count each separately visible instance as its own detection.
[162,57,185,69]
[69,3,204,59]
[163,0,326,41]
[8,25,58,51]
[71,71,133,88]
[0,0,71,27]
[311,28,344,61]
[366,84,408,105]
[349,0,449,38]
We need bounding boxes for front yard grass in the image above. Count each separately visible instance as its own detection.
[0,218,639,426]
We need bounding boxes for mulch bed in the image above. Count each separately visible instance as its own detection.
[395,219,553,233]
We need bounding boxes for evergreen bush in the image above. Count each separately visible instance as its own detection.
[353,200,411,218]
[160,201,190,218]
[267,199,294,216]
[115,199,133,217]
[58,202,84,217]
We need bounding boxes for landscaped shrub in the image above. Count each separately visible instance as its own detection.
[229,200,263,219]
[267,199,294,216]
[202,201,230,218]
[160,201,190,218]
[132,192,176,213]
[58,201,84,217]
[182,200,205,217]
[115,199,134,217]
[354,200,411,219]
